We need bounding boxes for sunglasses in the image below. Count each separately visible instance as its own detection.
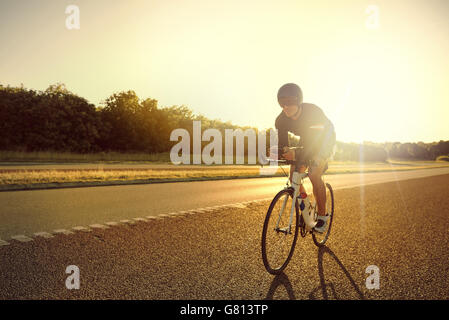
[279,97,298,107]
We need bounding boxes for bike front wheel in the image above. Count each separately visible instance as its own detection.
[261,188,300,275]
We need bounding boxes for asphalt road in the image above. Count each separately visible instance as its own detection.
[0,167,448,239]
[0,171,449,299]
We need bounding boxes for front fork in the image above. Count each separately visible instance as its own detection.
[275,172,301,234]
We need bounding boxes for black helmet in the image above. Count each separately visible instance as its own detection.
[277,83,303,107]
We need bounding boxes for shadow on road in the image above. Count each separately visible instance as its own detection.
[308,246,365,300]
[263,247,365,300]
[264,272,296,300]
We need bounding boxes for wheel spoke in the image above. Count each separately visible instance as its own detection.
[262,189,299,274]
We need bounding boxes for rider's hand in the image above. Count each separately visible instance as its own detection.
[282,147,296,161]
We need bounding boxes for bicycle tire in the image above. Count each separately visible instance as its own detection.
[261,188,300,275]
[312,182,334,247]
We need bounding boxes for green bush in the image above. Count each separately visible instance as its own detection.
[436,155,449,162]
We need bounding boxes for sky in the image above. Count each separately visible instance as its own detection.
[1,0,448,143]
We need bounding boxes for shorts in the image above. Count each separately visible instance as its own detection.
[302,129,336,174]
[316,127,336,159]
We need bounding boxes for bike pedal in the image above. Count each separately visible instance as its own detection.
[276,227,290,234]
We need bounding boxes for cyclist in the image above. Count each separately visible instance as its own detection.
[273,83,336,233]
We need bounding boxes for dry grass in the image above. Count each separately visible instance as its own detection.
[0,167,286,185]
[0,151,265,164]
[1,161,449,187]
[0,151,171,163]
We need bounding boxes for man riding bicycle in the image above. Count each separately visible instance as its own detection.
[273,83,336,233]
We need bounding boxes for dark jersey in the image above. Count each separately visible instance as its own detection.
[275,103,335,160]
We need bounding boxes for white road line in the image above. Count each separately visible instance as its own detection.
[53,229,74,235]
[120,219,136,225]
[167,212,184,217]
[1,201,263,244]
[229,203,247,209]
[33,232,54,239]
[73,226,91,232]
[90,224,109,229]
[11,235,33,243]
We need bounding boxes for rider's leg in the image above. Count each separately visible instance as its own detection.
[311,131,335,222]
[290,164,307,194]
[309,160,327,216]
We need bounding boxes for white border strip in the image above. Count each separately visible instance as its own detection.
[1,199,267,247]
[34,232,54,239]
[11,235,33,243]
[73,226,91,232]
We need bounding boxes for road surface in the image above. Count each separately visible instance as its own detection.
[1,167,448,240]
[0,169,448,299]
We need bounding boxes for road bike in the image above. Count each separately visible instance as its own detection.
[261,157,334,275]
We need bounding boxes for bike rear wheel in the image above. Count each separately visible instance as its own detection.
[312,182,334,247]
[261,188,299,275]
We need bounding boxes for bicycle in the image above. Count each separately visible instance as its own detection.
[261,156,334,275]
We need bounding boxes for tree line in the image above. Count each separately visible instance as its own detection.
[0,83,253,155]
[332,140,449,162]
[1,83,448,162]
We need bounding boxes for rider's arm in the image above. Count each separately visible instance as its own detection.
[275,115,289,157]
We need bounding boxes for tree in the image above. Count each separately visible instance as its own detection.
[100,91,141,151]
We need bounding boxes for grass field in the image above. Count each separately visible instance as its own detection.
[1,158,449,190]
[0,150,172,163]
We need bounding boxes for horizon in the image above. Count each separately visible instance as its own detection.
[1,0,448,144]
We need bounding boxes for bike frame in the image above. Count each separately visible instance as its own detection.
[275,171,310,234]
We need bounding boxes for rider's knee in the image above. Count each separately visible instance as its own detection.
[308,171,323,185]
